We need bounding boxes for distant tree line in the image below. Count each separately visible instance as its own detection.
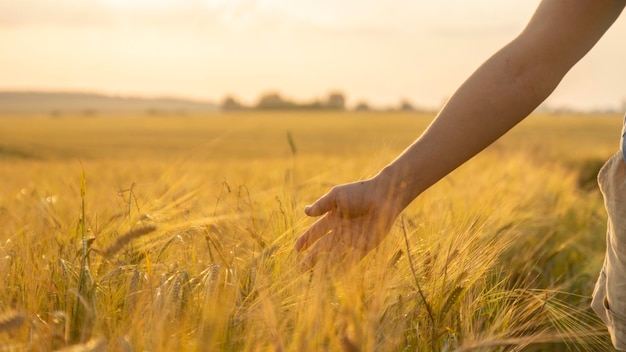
[220,92,424,112]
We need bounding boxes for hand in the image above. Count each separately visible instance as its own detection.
[295,176,402,271]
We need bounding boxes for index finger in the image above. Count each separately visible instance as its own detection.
[295,213,333,251]
[305,188,338,217]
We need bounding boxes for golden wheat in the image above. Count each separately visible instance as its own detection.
[102,225,158,258]
[55,338,107,352]
[0,112,620,351]
[0,311,25,332]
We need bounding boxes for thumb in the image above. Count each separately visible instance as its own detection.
[305,189,337,216]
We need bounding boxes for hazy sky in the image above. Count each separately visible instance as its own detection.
[1,0,625,110]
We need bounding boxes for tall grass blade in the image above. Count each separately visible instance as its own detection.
[401,216,434,324]
[286,131,297,156]
[70,266,96,343]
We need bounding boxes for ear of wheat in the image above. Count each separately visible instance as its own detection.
[103,225,157,258]
[0,311,26,332]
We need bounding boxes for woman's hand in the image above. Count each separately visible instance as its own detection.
[295,175,403,271]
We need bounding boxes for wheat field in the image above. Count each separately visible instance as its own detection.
[0,112,622,351]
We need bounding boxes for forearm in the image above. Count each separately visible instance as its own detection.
[375,0,625,210]
[377,40,565,209]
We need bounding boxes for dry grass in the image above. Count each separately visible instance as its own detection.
[0,112,620,351]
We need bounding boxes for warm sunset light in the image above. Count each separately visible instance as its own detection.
[98,0,178,8]
[1,0,625,110]
[3,2,626,351]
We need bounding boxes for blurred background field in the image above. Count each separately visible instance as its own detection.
[0,112,623,351]
[0,111,621,160]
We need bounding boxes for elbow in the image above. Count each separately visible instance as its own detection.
[502,46,567,106]
[503,35,579,104]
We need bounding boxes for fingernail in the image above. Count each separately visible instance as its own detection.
[304,205,312,214]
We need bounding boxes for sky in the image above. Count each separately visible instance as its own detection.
[1,0,625,111]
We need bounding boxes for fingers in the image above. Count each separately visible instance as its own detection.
[300,231,364,272]
[304,188,337,217]
[294,214,332,251]
[301,234,337,271]
[297,191,336,253]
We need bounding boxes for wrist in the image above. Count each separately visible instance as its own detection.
[373,164,418,212]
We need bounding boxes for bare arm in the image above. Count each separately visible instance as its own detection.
[375,0,625,209]
[296,0,625,268]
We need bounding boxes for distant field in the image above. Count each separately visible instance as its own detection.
[0,111,621,160]
[0,112,622,351]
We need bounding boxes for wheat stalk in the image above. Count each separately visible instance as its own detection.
[103,225,157,258]
[124,268,142,314]
[70,266,96,343]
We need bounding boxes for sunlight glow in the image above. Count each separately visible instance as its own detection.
[0,0,624,110]
[99,0,180,9]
